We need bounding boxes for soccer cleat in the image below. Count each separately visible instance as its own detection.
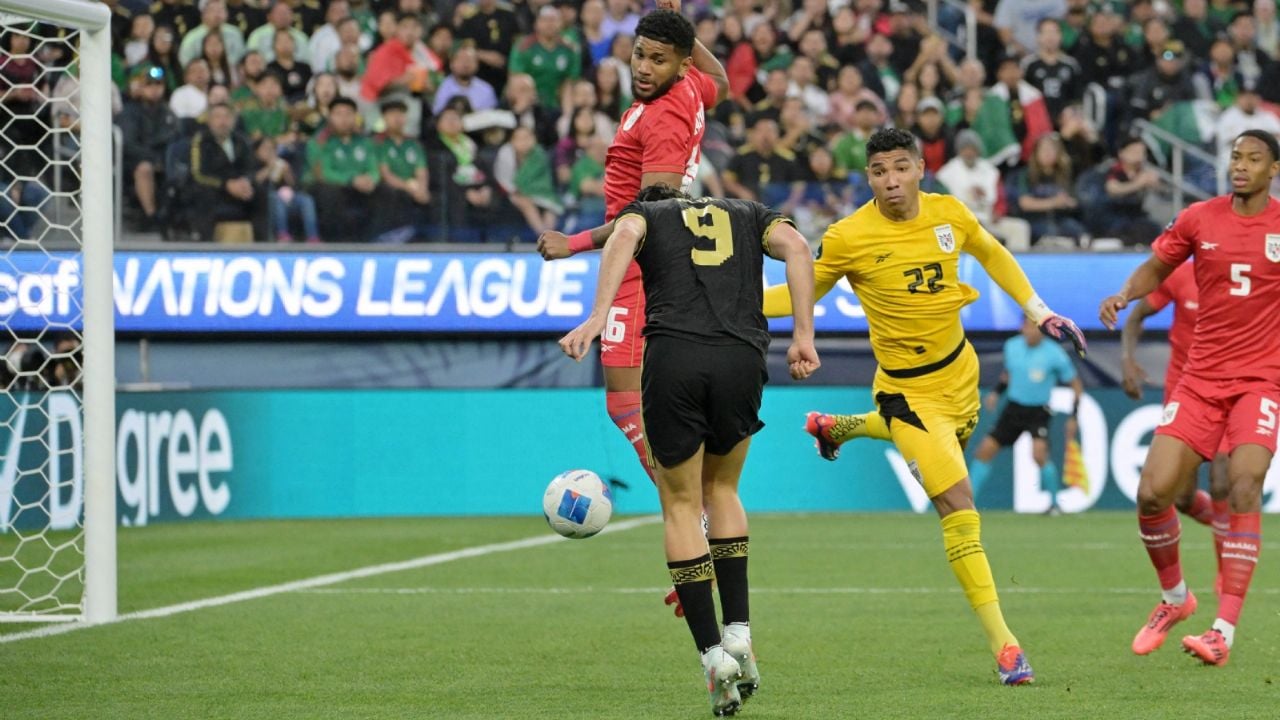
[700,645,742,716]
[804,412,846,461]
[1182,628,1230,666]
[721,623,760,701]
[664,587,685,618]
[1132,591,1197,655]
[996,644,1035,685]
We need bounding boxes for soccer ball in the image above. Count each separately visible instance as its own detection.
[543,469,613,539]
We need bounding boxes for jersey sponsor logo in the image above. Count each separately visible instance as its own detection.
[1184,301,1199,310]
[934,224,955,253]
[1029,369,1046,383]
[1200,241,1218,250]
[1160,401,1179,426]
[874,252,893,263]
[622,104,644,132]
[1266,234,1280,262]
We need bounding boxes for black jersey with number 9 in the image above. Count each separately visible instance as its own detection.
[615,197,794,356]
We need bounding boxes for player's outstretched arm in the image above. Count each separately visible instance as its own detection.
[559,215,646,361]
[1119,298,1158,400]
[966,229,1089,356]
[537,222,614,260]
[1098,255,1176,330]
[767,223,820,380]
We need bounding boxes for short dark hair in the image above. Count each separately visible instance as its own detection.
[636,183,689,203]
[1236,129,1280,161]
[330,96,358,112]
[381,99,409,114]
[866,127,920,160]
[207,101,234,114]
[635,9,695,57]
[398,12,423,24]
[854,99,879,113]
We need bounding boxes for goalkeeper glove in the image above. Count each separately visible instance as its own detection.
[1039,315,1088,358]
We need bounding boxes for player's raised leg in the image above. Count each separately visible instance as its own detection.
[702,438,759,700]
[1132,434,1204,655]
[804,410,891,460]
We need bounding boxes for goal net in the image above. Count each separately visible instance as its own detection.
[0,0,114,623]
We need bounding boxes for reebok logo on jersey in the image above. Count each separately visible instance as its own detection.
[934,225,955,253]
[1160,402,1179,426]
[875,252,893,263]
[1266,234,1280,262]
[1200,241,1218,250]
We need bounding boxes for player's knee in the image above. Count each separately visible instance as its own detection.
[1135,482,1173,515]
[1225,469,1265,512]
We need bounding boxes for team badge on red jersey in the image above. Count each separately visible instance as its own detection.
[1265,233,1280,262]
[934,224,955,253]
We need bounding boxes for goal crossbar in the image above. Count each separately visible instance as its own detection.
[0,0,109,31]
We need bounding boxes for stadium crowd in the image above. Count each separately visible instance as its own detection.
[5,0,1280,245]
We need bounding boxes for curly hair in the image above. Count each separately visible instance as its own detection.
[865,127,920,161]
[636,183,689,203]
[635,9,695,57]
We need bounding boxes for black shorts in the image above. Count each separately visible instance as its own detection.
[641,335,767,468]
[989,401,1052,447]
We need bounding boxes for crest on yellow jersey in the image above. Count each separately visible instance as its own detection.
[934,224,955,253]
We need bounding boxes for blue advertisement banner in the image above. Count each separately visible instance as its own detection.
[4,386,1279,530]
[0,250,1159,334]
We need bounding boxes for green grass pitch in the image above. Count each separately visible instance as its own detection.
[3,512,1278,719]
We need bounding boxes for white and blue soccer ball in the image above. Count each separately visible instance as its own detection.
[543,469,613,539]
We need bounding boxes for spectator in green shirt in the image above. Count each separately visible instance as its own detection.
[306,97,379,241]
[830,99,882,174]
[373,100,431,242]
[509,6,582,110]
[567,136,607,230]
[238,72,292,143]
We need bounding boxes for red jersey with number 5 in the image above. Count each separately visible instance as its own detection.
[604,66,716,221]
[1152,195,1280,383]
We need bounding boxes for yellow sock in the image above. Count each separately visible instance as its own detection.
[827,412,892,442]
[941,509,1018,655]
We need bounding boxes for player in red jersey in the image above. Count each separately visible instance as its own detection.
[1121,260,1230,588]
[537,9,725,485]
[1100,130,1280,666]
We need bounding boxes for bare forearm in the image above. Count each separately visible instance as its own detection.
[588,226,640,318]
[1120,306,1147,362]
[1116,260,1170,305]
[692,40,729,103]
[784,251,815,339]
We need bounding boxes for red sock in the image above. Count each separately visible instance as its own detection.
[606,390,655,484]
[1184,490,1213,526]
[1218,512,1261,625]
[1211,500,1230,573]
[1138,507,1183,591]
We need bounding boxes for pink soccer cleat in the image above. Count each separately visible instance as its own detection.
[1132,591,1197,655]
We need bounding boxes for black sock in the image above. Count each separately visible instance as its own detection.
[709,536,749,625]
[668,554,720,653]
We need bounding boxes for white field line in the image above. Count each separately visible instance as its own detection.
[294,585,1280,596]
[0,515,662,645]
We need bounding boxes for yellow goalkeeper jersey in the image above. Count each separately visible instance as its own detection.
[764,192,1036,372]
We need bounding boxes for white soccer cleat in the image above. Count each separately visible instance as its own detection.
[700,645,742,717]
[721,623,759,701]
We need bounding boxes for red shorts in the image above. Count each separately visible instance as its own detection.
[1163,368,1233,456]
[1156,374,1280,460]
[599,261,646,368]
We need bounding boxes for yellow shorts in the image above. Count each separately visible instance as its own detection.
[872,341,980,498]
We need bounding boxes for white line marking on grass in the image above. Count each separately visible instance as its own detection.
[0,515,661,645]
[294,585,1280,596]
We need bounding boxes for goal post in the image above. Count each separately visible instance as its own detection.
[0,0,115,623]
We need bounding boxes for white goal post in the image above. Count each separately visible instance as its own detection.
[0,0,115,623]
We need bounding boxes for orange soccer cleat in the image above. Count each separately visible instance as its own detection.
[1132,591,1197,655]
[804,412,846,461]
[997,644,1035,685]
[1182,628,1230,666]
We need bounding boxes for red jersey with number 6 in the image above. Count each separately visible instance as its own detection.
[1152,196,1280,383]
[1144,260,1196,400]
[598,66,717,368]
[604,66,716,220]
